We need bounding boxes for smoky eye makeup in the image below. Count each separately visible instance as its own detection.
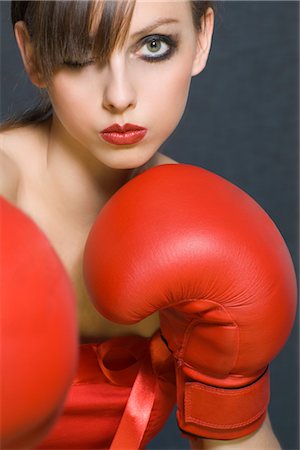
[62,60,96,68]
[134,33,180,63]
[61,33,180,68]
[62,47,96,69]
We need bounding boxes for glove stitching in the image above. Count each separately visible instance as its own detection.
[184,372,269,428]
[178,299,240,373]
[184,406,267,429]
[185,375,267,395]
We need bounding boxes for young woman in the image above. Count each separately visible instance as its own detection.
[1,1,296,449]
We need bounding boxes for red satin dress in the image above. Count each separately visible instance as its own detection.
[36,332,176,450]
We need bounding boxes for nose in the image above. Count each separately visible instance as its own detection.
[102,53,136,114]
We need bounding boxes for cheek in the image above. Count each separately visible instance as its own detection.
[49,73,95,123]
[142,61,193,135]
[161,68,191,110]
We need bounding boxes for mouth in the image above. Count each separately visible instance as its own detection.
[99,123,148,146]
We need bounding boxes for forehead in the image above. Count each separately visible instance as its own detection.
[91,0,193,36]
[129,0,193,26]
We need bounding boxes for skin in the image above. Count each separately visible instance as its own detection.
[3,0,213,341]
[0,1,281,448]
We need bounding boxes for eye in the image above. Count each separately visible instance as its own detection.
[63,60,95,69]
[135,34,179,63]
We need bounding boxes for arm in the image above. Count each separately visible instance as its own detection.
[190,414,281,450]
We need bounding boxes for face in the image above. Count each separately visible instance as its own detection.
[44,0,213,170]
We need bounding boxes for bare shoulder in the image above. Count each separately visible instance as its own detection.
[0,121,49,203]
[0,132,20,203]
[0,121,48,166]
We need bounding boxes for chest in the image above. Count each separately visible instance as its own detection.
[17,187,159,342]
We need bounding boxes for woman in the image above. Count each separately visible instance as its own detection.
[0,1,295,449]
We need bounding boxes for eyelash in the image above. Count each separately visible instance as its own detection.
[63,60,95,68]
[135,34,179,63]
[63,34,179,68]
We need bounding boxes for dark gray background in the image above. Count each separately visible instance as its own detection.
[1,1,299,449]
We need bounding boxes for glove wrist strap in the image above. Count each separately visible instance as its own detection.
[176,365,270,440]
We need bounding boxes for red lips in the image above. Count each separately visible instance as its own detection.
[100,123,147,145]
[101,123,146,133]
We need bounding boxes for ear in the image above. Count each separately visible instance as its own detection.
[14,21,46,88]
[191,7,214,77]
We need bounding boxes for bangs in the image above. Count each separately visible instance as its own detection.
[25,1,136,81]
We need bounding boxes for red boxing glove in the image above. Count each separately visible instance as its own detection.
[83,164,297,440]
[1,198,78,449]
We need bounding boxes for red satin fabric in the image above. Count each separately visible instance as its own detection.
[37,334,176,449]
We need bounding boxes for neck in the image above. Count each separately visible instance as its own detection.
[44,116,138,222]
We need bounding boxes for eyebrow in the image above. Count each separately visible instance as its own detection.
[131,18,180,39]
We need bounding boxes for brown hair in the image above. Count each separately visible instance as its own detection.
[1,0,213,130]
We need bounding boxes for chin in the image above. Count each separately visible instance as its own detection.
[100,146,157,171]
